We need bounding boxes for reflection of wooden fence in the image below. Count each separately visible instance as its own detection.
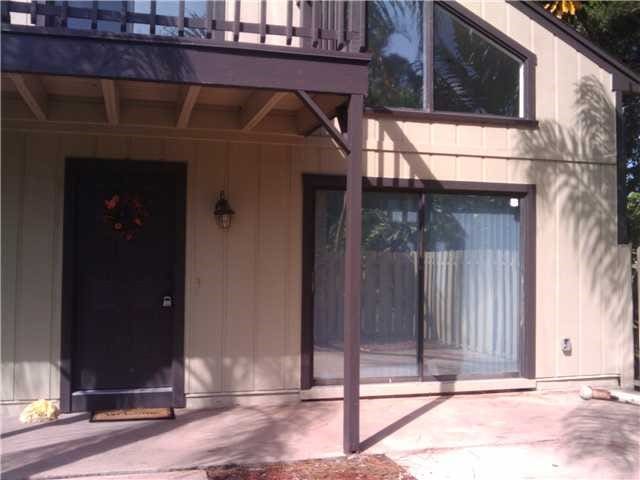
[313,249,521,362]
[314,251,418,345]
[425,250,519,360]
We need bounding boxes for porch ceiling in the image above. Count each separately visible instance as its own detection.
[1,73,348,135]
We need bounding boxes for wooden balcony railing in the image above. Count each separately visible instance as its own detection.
[1,1,366,53]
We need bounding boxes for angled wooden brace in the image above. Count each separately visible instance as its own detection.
[295,90,351,155]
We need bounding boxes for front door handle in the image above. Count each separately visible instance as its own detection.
[162,295,173,308]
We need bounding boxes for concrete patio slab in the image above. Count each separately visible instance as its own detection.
[1,390,638,479]
[72,471,207,480]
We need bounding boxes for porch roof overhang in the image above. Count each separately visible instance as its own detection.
[1,25,370,96]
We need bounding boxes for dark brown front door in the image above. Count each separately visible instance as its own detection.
[62,159,186,412]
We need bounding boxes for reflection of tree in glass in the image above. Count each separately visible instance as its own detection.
[434,5,520,117]
[323,193,419,254]
[367,1,424,109]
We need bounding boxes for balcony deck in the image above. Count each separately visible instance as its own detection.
[1,1,369,135]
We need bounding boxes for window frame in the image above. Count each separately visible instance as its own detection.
[300,174,537,389]
[364,1,538,128]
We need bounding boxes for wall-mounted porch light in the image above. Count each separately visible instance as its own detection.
[214,191,234,230]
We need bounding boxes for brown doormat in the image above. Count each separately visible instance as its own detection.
[91,407,174,422]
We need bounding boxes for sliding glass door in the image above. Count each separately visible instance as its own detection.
[423,194,521,378]
[307,178,530,386]
[313,190,420,382]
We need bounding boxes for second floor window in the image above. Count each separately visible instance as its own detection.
[367,1,533,120]
[367,1,425,110]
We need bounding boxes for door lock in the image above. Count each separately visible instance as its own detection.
[162,296,173,308]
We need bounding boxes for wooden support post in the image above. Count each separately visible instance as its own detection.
[343,93,363,454]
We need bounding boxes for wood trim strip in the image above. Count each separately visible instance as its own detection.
[364,107,539,129]
[417,193,426,380]
[521,187,537,379]
[304,175,535,195]
[300,175,316,390]
[424,1,434,112]
[172,162,187,407]
[615,91,629,244]
[60,159,77,412]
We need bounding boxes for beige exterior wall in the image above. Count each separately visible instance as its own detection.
[1,0,635,407]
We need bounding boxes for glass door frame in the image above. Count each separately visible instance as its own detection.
[301,174,536,389]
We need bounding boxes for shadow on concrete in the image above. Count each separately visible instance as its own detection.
[1,409,216,480]
[1,402,335,480]
[0,412,90,440]
[561,401,639,475]
[359,395,450,451]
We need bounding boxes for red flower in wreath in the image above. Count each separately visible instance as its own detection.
[104,193,149,240]
[105,195,120,210]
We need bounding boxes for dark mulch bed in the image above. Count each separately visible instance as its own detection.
[206,454,415,480]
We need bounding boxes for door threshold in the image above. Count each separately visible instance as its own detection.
[301,377,536,400]
[70,387,175,412]
[72,387,172,396]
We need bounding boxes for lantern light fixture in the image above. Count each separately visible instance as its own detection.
[214,190,234,230]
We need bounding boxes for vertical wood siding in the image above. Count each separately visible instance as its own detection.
[0,1,634,401]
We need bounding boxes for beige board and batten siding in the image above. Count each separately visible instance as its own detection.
[0,0,634,408]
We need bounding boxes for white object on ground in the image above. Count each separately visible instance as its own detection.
[19,399,60,423]
[610,389,640,406]
[579,385,640,406]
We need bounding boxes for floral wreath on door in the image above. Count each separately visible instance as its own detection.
[103,193,149,241]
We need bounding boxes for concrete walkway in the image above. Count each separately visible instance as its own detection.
[1,391,638,479]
